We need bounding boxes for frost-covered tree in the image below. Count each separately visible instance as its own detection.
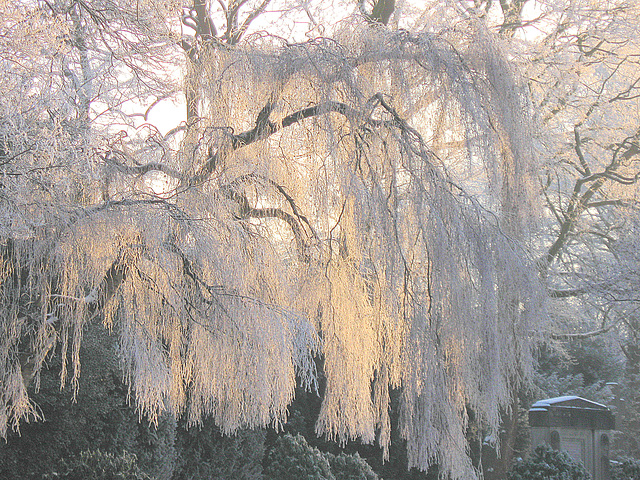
[523,0,640,335]
[0,1,545,478]
[432,0,640,339]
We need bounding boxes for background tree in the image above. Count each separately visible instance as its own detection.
[498,0,640,462]
[45,450,152,480]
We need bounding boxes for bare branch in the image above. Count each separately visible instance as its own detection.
[229,0,272,45]
[550,320,621,340]
[101,150,186,183]
[548,287,587,298]
[573,126,591,176]
[189,100,357,185]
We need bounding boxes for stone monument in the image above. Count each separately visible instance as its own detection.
[529,396,615,480]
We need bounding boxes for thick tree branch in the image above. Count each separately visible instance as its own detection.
[498,0,527,36]
[364,0,396,25]
[220,186,311,262]
[190,0,216,40]
[548,287,587,298]
[183,98,366,263]
[550,320,621,340]
[97,99,357,194]
[101,150,186,183]
[189,100,356,186]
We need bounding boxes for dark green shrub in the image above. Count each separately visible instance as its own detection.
[508,445,591,480]
[0,324,176,480]
[45,449,150,480]
[264,433,335,480]
[174,422,265,480]
[610,457,640,480]
[326,451,379,480]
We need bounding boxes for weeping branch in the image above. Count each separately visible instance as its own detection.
[86,242,145,310]
[13,240,144,389]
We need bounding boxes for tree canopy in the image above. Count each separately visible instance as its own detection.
[11,0,639,478]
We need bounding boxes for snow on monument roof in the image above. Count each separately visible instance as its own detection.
[530,396,608,410]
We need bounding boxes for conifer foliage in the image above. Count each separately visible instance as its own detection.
[508,446,591,480]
